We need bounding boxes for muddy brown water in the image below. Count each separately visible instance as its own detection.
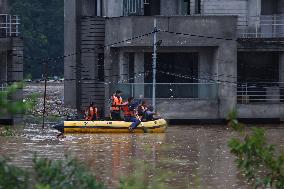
[1,124,284,188]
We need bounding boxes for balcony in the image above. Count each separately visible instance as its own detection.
[237,82,284,104]
[113,83,219,100]
[238,15,284,38]
[0,14,20,38]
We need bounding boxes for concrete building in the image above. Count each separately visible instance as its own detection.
[0,0,23,124]
[64,0,284,121]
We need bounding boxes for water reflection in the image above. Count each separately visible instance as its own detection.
[1,124,284,188]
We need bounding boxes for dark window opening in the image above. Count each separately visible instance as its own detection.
[98,53,104,82]
[144,0,160,16]
[261,0,279,15]
[237,52,279,103]
[144,52,199,98]
[128,53,135,83]
[238,52,279,83]
[123,0,144,16]
[195,0,201,14]
[181,0,191,15]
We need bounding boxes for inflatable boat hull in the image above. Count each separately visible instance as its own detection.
[54,119,167,133]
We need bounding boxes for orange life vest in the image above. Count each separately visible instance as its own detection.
[121,104,135,117]
[111,95,122,111]
[85,106,97,121]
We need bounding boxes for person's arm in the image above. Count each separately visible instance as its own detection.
[118,102,128,107]
[129,99,142,110]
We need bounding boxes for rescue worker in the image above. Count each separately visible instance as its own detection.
[137,101,148,121]
[85,102,98,121]
[137,101,160,121]
[110,90,123,120]
[120,97,142,132]
[144,106,160,121]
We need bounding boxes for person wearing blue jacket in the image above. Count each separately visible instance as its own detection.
[120,96,142,132]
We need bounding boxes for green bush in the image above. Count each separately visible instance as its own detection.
[33,155,105,189]
[228,110,284,189]
[0,83,37,116]
[119,160,170,189]
[0,126,16,136]
[0,156,105,189]
[0,158,28,189]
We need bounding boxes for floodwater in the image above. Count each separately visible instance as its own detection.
[0,124,284,189]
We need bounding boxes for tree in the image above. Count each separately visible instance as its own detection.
[10,0,64,78]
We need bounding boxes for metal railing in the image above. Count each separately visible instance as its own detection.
[114,83,219,99]
[237,82,284,104]
[238,15,284,38]
[0,14,20,38]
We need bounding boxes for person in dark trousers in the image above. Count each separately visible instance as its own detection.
[110,90,123,121]
[137,101,160,121]
[144,106,160,121]
[137,101,147,121]
[121,97,142,132]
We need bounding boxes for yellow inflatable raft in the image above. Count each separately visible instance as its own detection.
[53,119,167,133]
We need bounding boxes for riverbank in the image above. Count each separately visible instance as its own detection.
[23,83,77,122]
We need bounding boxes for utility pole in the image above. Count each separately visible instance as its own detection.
[42,60,48,129]
[152,18,157,112]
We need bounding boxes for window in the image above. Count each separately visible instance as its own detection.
[128,53,135,83]
[123,0,160,16]
[144,0,160,16]
[261,0,279,15]
[181,0,191,15]
[81,0,102,16]
[195,0,201,14]
[98,53,104,82]
[123,0,144,16]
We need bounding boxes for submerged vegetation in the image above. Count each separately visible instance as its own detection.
[228,110,284,189]
[0,126,16,136]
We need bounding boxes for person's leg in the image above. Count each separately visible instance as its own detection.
[124,116,131,122]
[129,117,141,129]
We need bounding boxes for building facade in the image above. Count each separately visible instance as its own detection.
[65,0,284,121]
[0,0,23,124]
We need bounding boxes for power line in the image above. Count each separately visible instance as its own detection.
[161,30,236,41]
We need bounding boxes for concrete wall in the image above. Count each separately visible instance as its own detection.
[104,16,237,119]
[157,99,219,119]
[102,0,123,17]
[64,0,80,109]
[105,16,237,47]
[238,104,284,119]
[80,17,105,110]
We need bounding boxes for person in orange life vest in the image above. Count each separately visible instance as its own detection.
[85,102,98,121]
[110,90,123,120]
[120,97,142,132]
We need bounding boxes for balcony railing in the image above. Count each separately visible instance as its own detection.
[238,15,284,38]
[237,82,284,104]
[0,14,20,38]
[113,83,219,100]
